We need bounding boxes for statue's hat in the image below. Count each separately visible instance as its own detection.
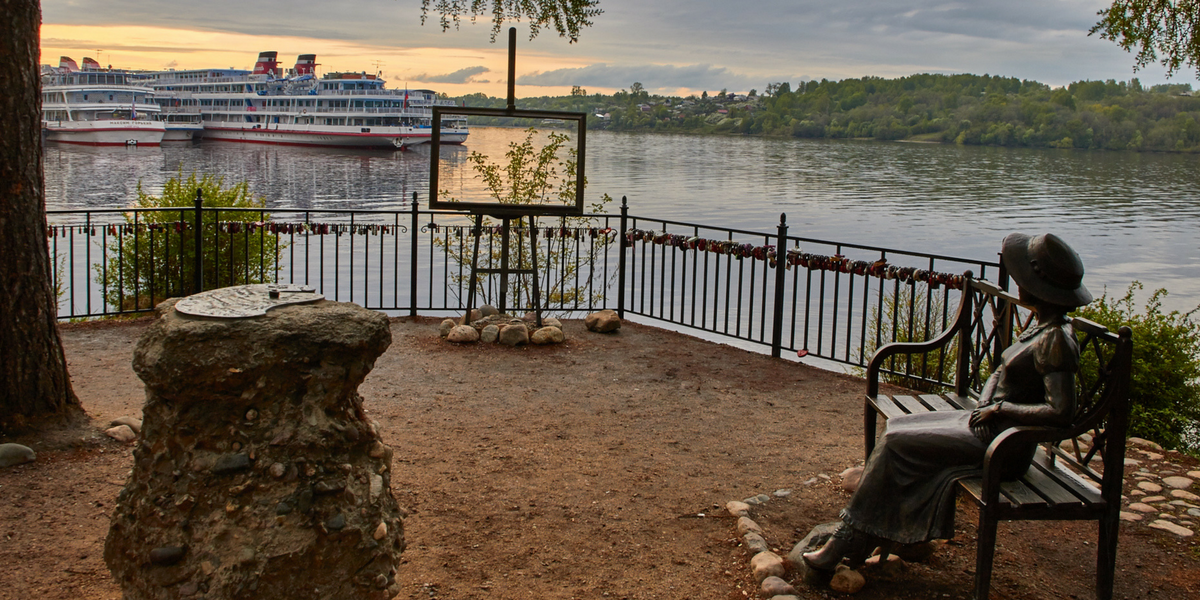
[1001,233,1092,308]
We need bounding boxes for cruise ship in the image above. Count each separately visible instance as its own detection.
[141,52,468,149]
[41,57,166,146]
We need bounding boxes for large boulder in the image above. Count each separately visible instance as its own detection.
[104,298,404,600]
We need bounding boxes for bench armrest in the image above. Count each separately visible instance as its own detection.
[979,425,1071,504]
[865,274,974,397]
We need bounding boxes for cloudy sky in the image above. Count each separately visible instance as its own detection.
[40,0,1199,97]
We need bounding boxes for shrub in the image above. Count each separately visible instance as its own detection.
[1072,282,1200,454]
[97,172,283,311]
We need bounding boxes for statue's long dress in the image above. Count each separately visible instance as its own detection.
[842,320,1078,544]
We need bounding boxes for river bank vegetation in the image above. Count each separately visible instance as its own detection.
[455,74,1200,152]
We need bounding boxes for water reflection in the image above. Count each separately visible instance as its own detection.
[43,129,1200,311]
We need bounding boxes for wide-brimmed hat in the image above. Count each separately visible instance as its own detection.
[1001,233,1092,308]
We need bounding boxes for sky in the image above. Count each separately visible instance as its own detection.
[39,0,1200,98]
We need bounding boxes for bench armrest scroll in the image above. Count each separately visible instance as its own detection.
[866,272,974,397]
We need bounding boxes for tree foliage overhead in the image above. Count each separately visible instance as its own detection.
[421,0,602,43]
[1092,0,1200,77]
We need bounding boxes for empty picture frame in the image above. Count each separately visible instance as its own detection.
[428,106,587,217]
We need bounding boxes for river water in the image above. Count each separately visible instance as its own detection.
[43,127,1200,312]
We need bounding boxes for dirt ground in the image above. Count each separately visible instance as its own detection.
[1,315,1197,600]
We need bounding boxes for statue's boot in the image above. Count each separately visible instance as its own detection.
[802,524,881,571]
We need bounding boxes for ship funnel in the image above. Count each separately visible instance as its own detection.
[253,51,280,77]
[82,57,101,70]
[59,56,79,72]
[294,54,318,76]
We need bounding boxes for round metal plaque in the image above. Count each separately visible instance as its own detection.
[175,284,324,318]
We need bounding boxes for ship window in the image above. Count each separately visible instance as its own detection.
[109,95,114,101]
[83,94,88,100]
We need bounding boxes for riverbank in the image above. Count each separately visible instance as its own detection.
[1,316,1197,599]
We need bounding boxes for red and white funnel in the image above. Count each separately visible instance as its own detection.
[59,56,79,72]
[252,51,280,77]
[294,54,318,76]
[82,57,101,70]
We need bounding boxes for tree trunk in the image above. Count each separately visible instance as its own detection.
[0,0,82,434]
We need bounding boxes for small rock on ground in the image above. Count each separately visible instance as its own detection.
[1171,490,1200,502]
[1137,481,1163,493]
[830,566,866,593]
[737,516,763,536]
[726,500,751,517]
[111,416,142,434]
[447,325,480,344]
[841,465,863,493]
[1128,502,1157,513]
[584,309,621,333]
[0,443,36,468]
[1162,476,1194,489]
[105,424,138,444]
[499,324,529,346]
[1129,437,1163,450]
[1120,511,1144,522]
[743,532,770,554]
[1148,519,1194,537]
[481,324,500,343]
[750,552,786,582]
[531,326,565,345]
[439,319,456,337]
[760,575,796,597]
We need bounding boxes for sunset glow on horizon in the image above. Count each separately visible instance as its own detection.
[40,24,612,99]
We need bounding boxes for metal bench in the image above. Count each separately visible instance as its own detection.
[864,274,1134,600]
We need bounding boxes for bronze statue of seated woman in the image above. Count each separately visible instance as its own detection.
[803,232,1093,571]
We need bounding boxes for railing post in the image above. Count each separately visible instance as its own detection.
[617,196,628,319]
[770,212,788,358]
[409,192,419,317]
[192,188,203,295]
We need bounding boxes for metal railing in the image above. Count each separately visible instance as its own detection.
[47,194,1002,383]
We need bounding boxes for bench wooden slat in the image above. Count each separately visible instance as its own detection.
[919,394,957,412]
[999,481,1049,508]
[944,393,978,410]
[957,477,988,502]
[892,395,929,416]
[867,395,906,420]
[1032,459,1104,506]
[1019,463,1086,508]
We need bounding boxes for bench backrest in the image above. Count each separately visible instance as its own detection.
[955,278,1134,489]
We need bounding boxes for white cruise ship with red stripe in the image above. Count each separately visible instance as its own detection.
[141,52,468,149]
[41,57,166,146]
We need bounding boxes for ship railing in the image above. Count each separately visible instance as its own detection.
[45,195,1001,387]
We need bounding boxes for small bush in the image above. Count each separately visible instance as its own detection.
[97,172,283,311]
[1072,282,1200,454]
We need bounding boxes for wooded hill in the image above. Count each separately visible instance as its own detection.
[453,75,1200,152]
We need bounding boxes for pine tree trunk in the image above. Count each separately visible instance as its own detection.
[0,0,82,433]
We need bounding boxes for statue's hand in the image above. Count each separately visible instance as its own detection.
[969,403,1000,427]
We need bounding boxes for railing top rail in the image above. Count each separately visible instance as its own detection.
[625,213,1000,269]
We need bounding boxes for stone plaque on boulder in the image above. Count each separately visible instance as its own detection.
[104,293,404,600]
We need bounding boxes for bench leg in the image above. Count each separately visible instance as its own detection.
[1096,514,1118,600]
[973,513,998,600]
[864,400,877,461]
